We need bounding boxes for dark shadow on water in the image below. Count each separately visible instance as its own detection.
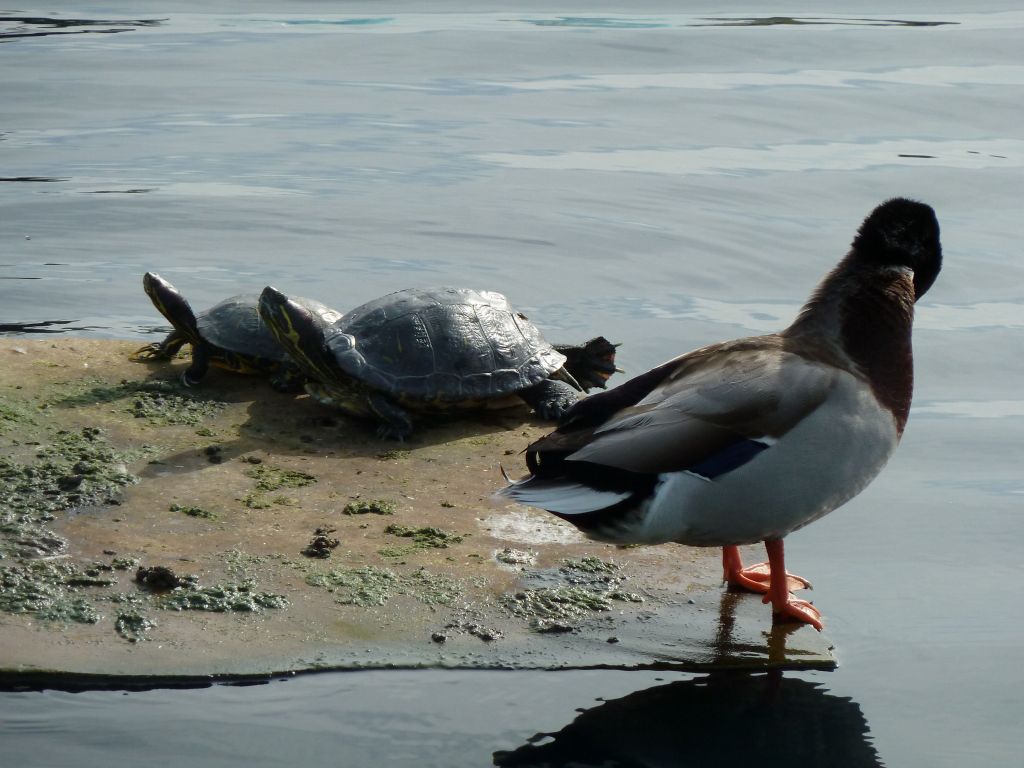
[86,188,156,194]
[0,672,283,694]
[696,16,956,27]
[516,15,955,30]
[0,15,165,41]
[0,320,104,334]
[494,588,857,766]
[494,669,881,768]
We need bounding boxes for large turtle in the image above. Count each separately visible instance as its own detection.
[258,285,619,439]
[133,272,343,390]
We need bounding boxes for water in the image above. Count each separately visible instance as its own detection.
[2,3,1022,765]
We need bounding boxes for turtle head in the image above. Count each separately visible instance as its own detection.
[258,286,340,382]
[553,336,621,391]
[142,272,200,341]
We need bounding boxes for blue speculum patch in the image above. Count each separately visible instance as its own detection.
[687,438,770,480]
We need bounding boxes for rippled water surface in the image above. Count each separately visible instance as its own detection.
[2,2,1022,766]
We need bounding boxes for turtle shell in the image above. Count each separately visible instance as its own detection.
[326,287,566,401]
[199,295,343,361]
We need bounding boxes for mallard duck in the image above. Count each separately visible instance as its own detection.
[497,198,942,630]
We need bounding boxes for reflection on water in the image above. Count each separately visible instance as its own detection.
[912,400,1024,419]
[696,16,953,28]
[480,64,1024,92]
[608,295,1024,333]
[493,594,856,768]
[520,15,955,30]
[0,176,67,183]
[0,320,88,334]
[481,138,1022,175]
[0,15,163,41]
[494,671,880,768]
[1,12,987,42]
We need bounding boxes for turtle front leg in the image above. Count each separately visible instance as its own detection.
[269,362,307,393]
[182,343,210,387]
[131,331,188,362]
[519,379,580,422]
[367,393,415,441]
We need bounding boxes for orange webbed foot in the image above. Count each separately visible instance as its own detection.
[722,541,824,631]
[721,546,812,594]
[769,594,823,631]
[731,561,812,593]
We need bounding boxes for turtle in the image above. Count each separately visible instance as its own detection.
[257,285,620,439]
[132,272,343,390]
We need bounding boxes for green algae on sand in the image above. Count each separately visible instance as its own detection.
[342,498,396,516]
[305,564,462,608]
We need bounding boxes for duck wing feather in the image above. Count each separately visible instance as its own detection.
[527,336,839,477]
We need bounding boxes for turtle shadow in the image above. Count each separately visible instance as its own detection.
[137,374,548,480]
[128,352,557,451]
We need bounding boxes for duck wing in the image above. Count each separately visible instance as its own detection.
[526,336,839,479]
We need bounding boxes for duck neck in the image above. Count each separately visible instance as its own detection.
[784,255,917,436]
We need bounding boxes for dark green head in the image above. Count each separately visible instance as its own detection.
[850,197,942,301]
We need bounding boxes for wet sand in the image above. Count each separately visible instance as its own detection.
[0,338,832,682]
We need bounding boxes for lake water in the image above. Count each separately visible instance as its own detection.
[2,2,1022,766]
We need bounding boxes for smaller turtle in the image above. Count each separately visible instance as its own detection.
[258,285,619,439]
[133,272,342,389]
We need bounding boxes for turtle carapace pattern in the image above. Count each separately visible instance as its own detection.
[258,286,618,439]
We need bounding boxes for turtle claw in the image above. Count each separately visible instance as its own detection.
[521,379,579,422]
[367,394,414,441]
[376,424,407,442]
[269,365,306,393]
[535,392,577,421]
[131,342,171,362]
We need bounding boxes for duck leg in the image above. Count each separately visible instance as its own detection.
[722,544,812,593]
[761,539,822,630]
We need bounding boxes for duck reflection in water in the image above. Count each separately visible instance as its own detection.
[493,669,881,768]
[494,592,881,768]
